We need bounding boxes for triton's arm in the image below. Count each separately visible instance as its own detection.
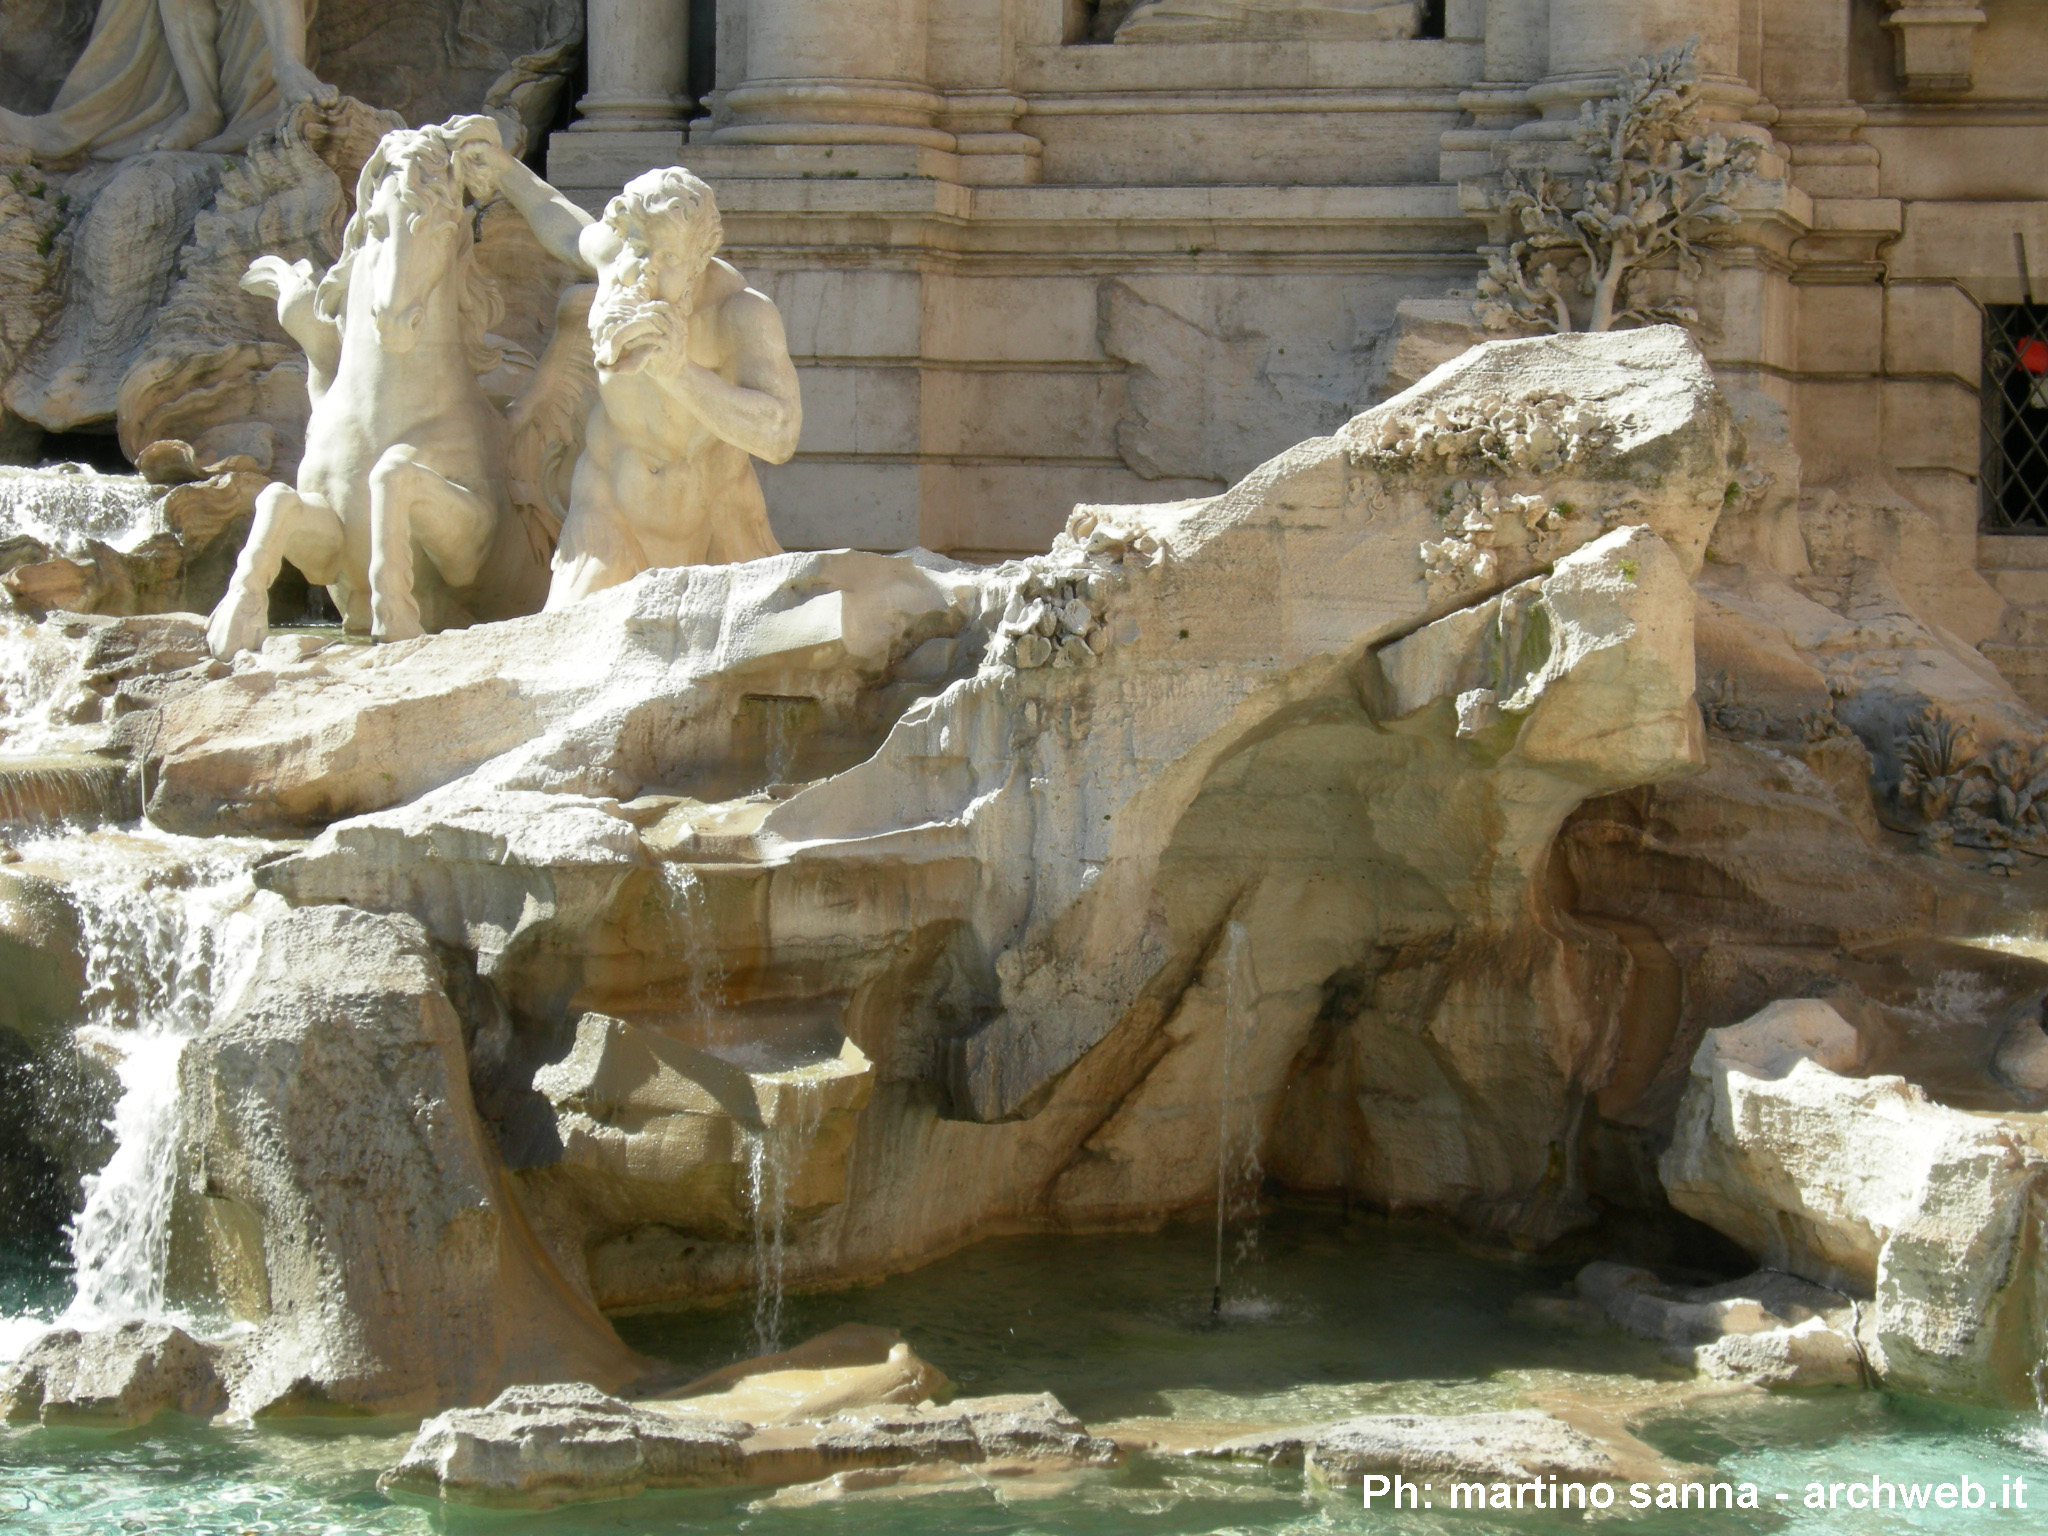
[646,287,803,464]
[456,137,602,275]
[243,256,341,399]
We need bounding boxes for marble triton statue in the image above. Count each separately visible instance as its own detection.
[460,144,803,609]
[0,0,335,161]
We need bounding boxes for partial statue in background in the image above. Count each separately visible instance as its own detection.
[463,149,803,609]
[206,116,555,656]
[0,0,335,161]
[1114,0,1425,43]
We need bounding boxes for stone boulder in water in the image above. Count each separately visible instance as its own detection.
[381,1384,1119,1510]
[1661,1000,2048,1405]
[1,1319,224,1428]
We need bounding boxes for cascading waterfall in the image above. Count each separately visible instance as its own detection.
[741,1086,825,1356]
[663,859,823,1355]
[1211,919,1264,1318]
[1,833,266,1350]
[660,863,723,1019]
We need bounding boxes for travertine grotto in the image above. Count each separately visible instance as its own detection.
[0,313,2037,1434]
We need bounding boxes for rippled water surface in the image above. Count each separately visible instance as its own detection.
[4,1207,2046,1534]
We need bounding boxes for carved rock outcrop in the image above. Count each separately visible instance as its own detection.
[111,327,1738,1314]
[1661,1000,2048,1405]
[176,903,644,1418]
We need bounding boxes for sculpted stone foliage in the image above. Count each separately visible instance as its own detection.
[1476,42,1760,336]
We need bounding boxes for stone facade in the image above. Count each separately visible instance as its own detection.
[537,0,2043,622]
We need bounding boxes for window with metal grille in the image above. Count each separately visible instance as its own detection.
[1983,304,2048,533]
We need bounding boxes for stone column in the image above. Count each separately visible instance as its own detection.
[1441,0,1549,179]
[1525,0,1753,130]
[573,0,692,131]
[713,0,952,149]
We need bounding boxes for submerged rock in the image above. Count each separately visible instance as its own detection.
[383,1385,1120,1510]
[1575,1261,1866,1390]
[1,1320,224,1429]
[1196,1409,1625,1486]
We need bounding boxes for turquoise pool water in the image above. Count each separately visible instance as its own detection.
[4,1206,2046,1534]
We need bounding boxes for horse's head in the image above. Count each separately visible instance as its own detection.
[354,136,472,354]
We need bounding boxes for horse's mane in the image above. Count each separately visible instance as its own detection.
[315,125,504,375]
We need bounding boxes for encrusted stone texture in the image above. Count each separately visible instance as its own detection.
[1663,1001,2048,1405]
[177,904,643,1419]
[106,330,1731,1346]
[13,317,2048,1425]
[381,1387,1120,1510]
[2,1320,224,1428]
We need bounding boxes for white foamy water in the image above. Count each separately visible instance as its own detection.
[0,464,164,553]
[0,831,276,1355]
[0,613,102,758]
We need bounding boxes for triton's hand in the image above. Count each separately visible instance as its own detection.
[447,116,512,199]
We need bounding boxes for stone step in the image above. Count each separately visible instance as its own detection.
[1989,569,2048,606]
[1980,533,2048,573]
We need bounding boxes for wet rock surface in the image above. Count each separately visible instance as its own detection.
[1,1320,224,1428]
[383,1385,1121,1510]
[1660,1001,2048,1404]
[180,903,643,1419]
[1575,1261,1867,1390]
[1192,1409,1628,1486]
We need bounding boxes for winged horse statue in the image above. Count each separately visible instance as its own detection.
[206,115,592,656]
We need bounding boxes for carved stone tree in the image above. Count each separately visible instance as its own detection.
[1476,41,1759,335]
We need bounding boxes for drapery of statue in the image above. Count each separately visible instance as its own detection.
[205,117,802,655]
[0,0,334,162]
[1114,0,1425,42]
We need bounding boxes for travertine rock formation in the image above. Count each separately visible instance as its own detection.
[122,327,1736,1341]
[177,903,643,1418]
[36,323,2048,1425]
[2,1319,224,1428]
[1574,1259,1866,1390]
[382,1385,1120,1509]
[1661,1000,2048,1405]
[1190,1407,1675,1489]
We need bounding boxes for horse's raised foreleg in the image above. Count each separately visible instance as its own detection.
[366,446,496,642]
[206,482,344,659]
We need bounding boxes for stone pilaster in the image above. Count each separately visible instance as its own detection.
[712,0,953,150]
[1521,0,1756,136]
[573,0,692,132]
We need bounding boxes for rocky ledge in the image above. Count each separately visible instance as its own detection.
[381,1386,1123,1511]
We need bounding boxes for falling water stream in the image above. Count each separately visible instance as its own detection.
[0,832,269,1351]
[661,860,818,1355]
[741,1085,825,1356]
[1211,918,1264,1317]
